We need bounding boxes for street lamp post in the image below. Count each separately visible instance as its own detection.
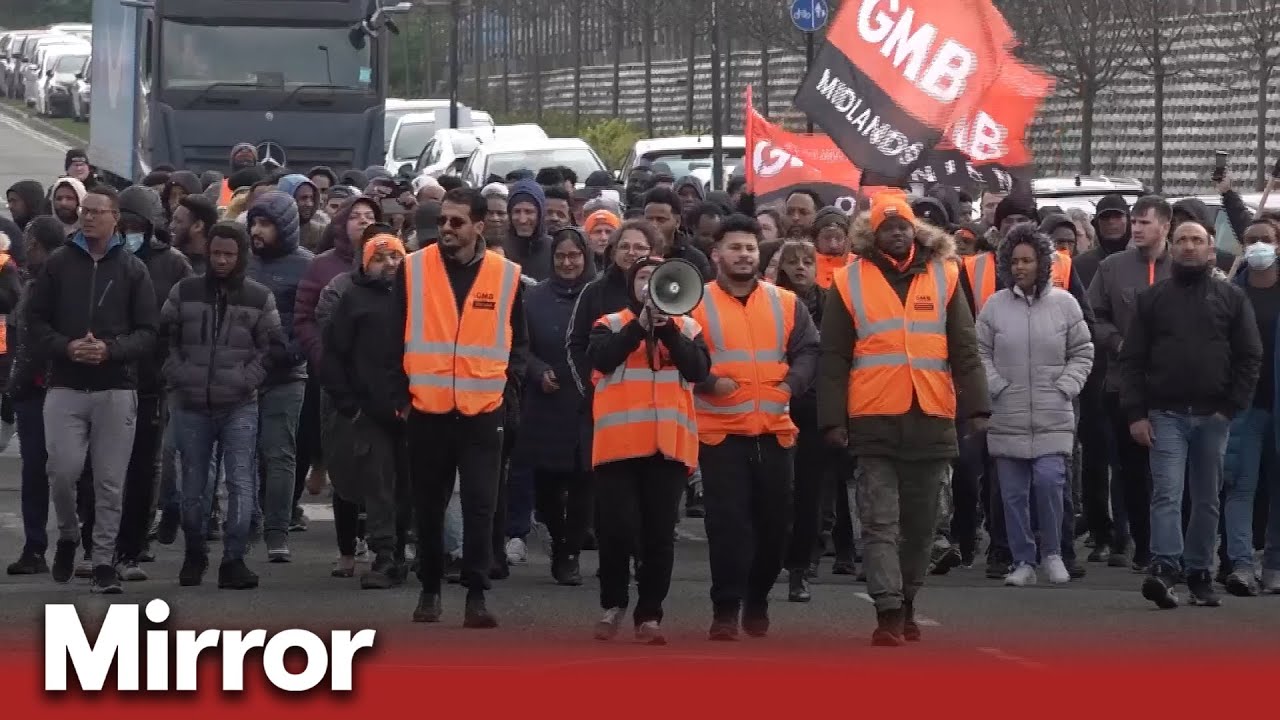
[449,0,460,128]
[709,0,724,192]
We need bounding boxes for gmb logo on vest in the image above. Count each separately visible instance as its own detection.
[913,295,935,312]
[472,291,496,311]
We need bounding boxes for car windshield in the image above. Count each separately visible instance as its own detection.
[485,149,604,182]
[641,148,746,179]
[393,121,438,161]
[55,54,87,73]
[162,21,375,93]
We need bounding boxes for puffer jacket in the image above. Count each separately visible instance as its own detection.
[246,191,314,385]
[976,228,1094,459]
[161,228,281,412]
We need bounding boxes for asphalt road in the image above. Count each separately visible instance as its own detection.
[0,116,1277,668]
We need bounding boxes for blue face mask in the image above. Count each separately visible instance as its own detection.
[124,232,146,254]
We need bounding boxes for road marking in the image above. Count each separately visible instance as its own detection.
[0,111,71,153]
[853,592,941,626]
[977,646,1046,669]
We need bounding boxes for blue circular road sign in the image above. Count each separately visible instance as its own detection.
[791,0,830,33]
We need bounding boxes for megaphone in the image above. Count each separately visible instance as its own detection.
[647,258,704,316]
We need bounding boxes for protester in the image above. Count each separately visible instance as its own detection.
[785,190,822,239]
[642,187,712,280]
[50,177,87,237]
[504,180,554,282]
[170,194,218,276]
[277,174,328,252]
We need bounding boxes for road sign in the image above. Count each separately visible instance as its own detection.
[790,0,829,33]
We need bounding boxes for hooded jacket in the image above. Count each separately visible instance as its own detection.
[7,180,47,231]
[25,230,158,392]
[1171,197,1235,273]
[504,179,554,282]
[318,263,406,424]
[516,229,599,471]
[976,226,1094,459]
[6,217,66,399]
[246,191,314,385]
[161,226,280,412]
[161,171,202,217]
[294,197,382,371]
[119,185,195,394]
[566,240,635,402]
[50,177,88,236]
[674,175,706,206]
[276,173,327,252]
[228,142,258,172]
[816,215,990,460]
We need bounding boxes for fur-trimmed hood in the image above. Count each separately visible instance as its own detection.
[997,223,1054,294]
[848,211,957,262]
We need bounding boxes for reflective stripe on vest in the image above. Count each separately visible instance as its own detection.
[403,245,519,416]
[690,281,799,446]
[590,309,700,470]
[964,252,996,313]
[835,257,958,419]
[1051,250,1072,290]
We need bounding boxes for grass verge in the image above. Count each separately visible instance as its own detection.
[1,97,89,142]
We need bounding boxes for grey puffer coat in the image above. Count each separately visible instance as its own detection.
[976,226,1094,459]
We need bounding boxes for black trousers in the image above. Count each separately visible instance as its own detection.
[951,429,986,559]
[534,465,592,558]
[787,426,842,570]
[701,435,795,614]
[293,376,323,507]
[594,455,686,624]
[1078,367,1113,541]
[491,422,517,570]
[116,394,163,561]
[408,409,503,592]
[1105,391,1151,560]
[820,463,857,560]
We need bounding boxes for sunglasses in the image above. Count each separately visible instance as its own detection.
[436,216,469,229]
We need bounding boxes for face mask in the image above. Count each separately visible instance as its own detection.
[1245,242,1277,270]
[124,232,146,254]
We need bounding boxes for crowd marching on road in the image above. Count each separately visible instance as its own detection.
[2,136,1280,649]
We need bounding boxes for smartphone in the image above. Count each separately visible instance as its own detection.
[1215,150,1229,170]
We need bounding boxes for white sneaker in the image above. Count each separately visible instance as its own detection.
[116,561,148,582]
[1004,563,1037,587]
[505,537,527,565]
[0,421,15,452]
[635,620,666,645]
[594,608,625,640]
[355,538,369,562]
[1044,554,1070,584]
[1262,568,1280,595]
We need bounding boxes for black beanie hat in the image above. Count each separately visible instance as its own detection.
[993,193,1040,229]
[810,206,850,236]
[64,148,89,170]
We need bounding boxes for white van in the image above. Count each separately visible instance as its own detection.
[383,98,493,166]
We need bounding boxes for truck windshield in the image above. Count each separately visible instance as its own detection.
[162,21,374,92]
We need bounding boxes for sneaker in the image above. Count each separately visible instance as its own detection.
[217,559,259,590]
[635,621,666,645]
[355,538,370,562]
[51,541,77,583]
[265,532,291,563]
[1224,566,1260,597]
[1141,568,1179,610]
[138,543,156,563]
[74,555,93,579]
[7,552,48,575]
[117,560,148,582]
[1186,570,1221,607]
[872,609,906,647]
[1004,562,1037,587]
[289,506,309,532]
[929,544,963,576]
[1107,548,1130,568]
[1261,569,1280,594]
[985,553,1012,579]
[504,537,527,565]
[1044,555,1070,584]
[360,555,401,590]
[708,616,739,641]
[155,510,180,545]
[594,608,625,640]
[90,564,122,594]
[178,554,207,586]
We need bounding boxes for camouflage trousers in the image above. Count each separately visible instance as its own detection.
[854,457,950,612]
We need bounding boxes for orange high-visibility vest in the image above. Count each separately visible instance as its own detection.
[218,179,233,209]
[403,244,520,416]
[963,251,996,313]
[834,256,959,419]
[0,253,9,354]
[590,309,700,471]
[1050,250,1073,290]
[816,251,852,289]
[690,280,799,447]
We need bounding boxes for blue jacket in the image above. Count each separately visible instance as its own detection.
[503,179,554,282]
[246,191,313,384]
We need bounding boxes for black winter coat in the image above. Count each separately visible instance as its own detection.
[320,269,406,425]
[515,276,591,471]
[566,263,631,400]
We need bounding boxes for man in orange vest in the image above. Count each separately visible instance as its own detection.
[809,206,853,289]
[586,255,711,645]
[392,186,529,628]
[817,190,989,647]
[692,214,820,641]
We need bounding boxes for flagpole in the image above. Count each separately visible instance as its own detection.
[805,31,814,133]
[709,0,724,191]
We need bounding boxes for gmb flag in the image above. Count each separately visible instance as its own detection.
[744,87,863,213]
[794,0,1013,182]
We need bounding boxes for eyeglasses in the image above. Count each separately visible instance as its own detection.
[436,216,469,229]
[79,207,114,218]
[554,251,584,262]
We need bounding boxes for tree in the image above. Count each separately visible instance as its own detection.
[1209,0,1280,189]
[1122,0,1199,193]
[1002,0,1136,175]
[677,4,713,132]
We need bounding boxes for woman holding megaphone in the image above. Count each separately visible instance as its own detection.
[586,256,711,645]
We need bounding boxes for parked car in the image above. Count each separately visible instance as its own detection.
[72,58,91,122]
[460,137,609,188]
[413,124,548,178]
[43,51,87,117]
[619,135,748,189]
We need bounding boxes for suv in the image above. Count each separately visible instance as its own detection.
[460,138,608,188]
[618,135,747,189]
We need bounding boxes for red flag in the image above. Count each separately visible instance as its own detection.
[745,87,862,211]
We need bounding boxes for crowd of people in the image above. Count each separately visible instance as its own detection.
[2,142,1279,646]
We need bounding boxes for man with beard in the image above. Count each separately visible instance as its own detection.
[785,190,822,239]
[691,214,820,641]
[277,174,327,252]
[642,187,712,281]
[246,191,315,563]
[112,186,193,582]
[170,194,219,276]
[320,233,409,590]
[504,180,553,282]
[50,178,87,237]
[6,181,47,232]
[1121,216,1261,609]
[394,186,529,627]
[543,185,573,235]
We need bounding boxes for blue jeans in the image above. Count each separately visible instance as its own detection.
[1222,408,1280,570]
[175,402,259,562]
[1147,411,1230,572]
[14,392,48,556]
[994,455,1066,567]
[257,382,305,536]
